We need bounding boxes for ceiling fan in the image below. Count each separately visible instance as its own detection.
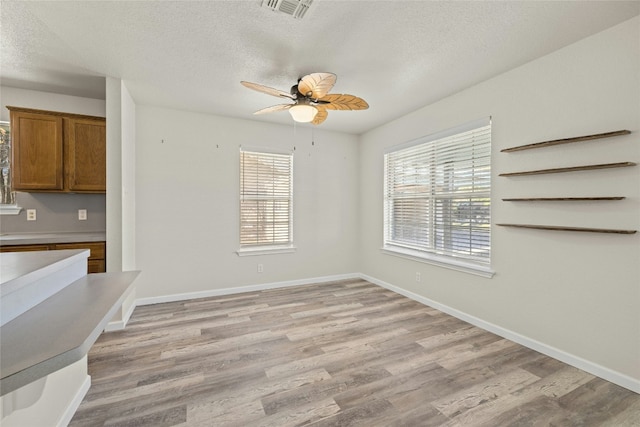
[241,72,368,125]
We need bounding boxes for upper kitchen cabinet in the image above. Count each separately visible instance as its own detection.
[9,108,64,191]
[8,106,106,193]
[65,117,106,192]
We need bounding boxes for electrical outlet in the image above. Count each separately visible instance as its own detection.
[415,272,421,282]
[27,209,36,221]
[78,209,87,220]
[257,264,264,273]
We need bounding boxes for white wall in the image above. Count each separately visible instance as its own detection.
[134,106,360,299]
[0,86,105,121]
[359,16,640,388]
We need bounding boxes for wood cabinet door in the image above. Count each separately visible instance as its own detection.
[65,118,106,192]
[88,259,106,274]
[54,242,106,272]
[11,111,64,191]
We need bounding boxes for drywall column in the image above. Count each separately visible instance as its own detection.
[106,77,137,273]
[105,78,137,330]
[106,77,123,273]
[121,84,136,272]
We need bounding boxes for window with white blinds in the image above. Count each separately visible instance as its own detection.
[383,118,492,271]
[239,149,294,253]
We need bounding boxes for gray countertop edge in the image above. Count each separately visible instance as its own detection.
[1,249,89,293]
[0,270,140,396]
[0,232,107,246]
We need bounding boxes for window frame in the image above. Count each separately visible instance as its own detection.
[0,120,21,215]
[236,147,295,257]
[382,118,494,278]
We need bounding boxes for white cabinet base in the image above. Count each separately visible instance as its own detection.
[1,356,90,427]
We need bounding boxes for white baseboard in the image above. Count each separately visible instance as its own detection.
[359,273,640,395]
[135,273,361,307]
[104,321,125,332]
[104,287,136,332]
[104,299,136,332]
[58,374,91,427]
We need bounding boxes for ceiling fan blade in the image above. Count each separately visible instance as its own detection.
[241,81,295,99]
[298,73,337,99]
[311,106,328,125]
[253,104,293,115]
[319,94,369,111]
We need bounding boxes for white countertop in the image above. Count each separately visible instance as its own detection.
[0,231,106,246]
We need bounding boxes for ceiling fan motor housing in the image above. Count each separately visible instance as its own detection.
[261,0,313,20]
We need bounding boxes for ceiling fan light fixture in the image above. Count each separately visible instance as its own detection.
[288,104,318,123]
[242,72,368,126]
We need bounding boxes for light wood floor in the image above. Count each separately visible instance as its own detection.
[70,279,640,426]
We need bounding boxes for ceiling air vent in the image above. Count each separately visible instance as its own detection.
[262,0,313,20]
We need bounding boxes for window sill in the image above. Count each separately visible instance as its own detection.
[381,245,495,278]
[236,245,297,257]
[0,205,22,215]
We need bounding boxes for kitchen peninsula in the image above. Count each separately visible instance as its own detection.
[0,249,139,426]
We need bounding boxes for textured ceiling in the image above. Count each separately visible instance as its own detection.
[2,1,639,134]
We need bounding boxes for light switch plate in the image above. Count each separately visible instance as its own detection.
[26,209,36,221]
[78,209,87,220]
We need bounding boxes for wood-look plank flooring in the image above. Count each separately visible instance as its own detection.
[70,279,640,426]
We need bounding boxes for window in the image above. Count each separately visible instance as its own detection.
[238,148,294,255]
[0,121,20,215]
[383,118,492,277]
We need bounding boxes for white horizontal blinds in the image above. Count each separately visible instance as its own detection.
[385,143,433,251]
[240,150,293,247]
[384,121,491,264]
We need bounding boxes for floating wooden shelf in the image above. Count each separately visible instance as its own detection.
[497,224,636,234]
[501,130,630,152]
[502,197,625,201]
[499,162,636,177]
